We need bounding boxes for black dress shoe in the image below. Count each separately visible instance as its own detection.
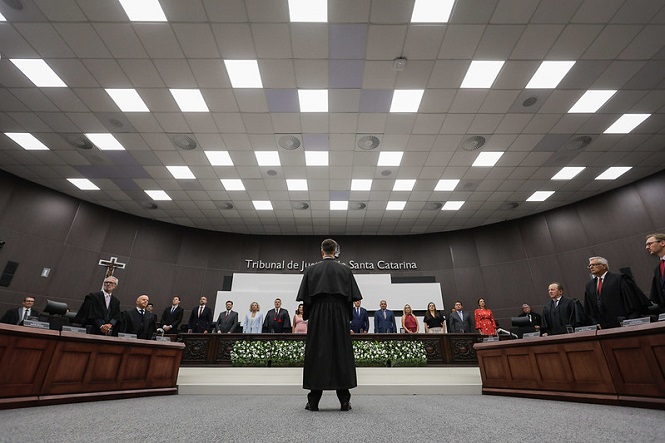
[340,402,352,411]
[305,402,319,411]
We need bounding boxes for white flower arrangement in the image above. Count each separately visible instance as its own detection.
[231,339,427,367]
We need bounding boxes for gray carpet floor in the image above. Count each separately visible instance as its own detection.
[1,394,663,443]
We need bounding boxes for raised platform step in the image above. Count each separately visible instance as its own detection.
[177,367,482,395]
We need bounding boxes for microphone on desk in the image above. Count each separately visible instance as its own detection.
[496,328,518,339]
[157,328,165,337]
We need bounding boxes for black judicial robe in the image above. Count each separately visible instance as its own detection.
[296,258,362,390]
[584,272,649,329]
[120,308,157,340]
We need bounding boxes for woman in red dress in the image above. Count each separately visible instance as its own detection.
[474,298,496,335]
[401,304,419,333]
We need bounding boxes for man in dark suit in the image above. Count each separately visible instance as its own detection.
[448,301,475,333]
[160,295,184,334]
[350,300,369,333]
[518,304,542,329]
[542,282,585,335]
[0,296,39,325]
[374,300,397,333]
[120,294,157,340]
[215,300,240,333]
[263,298,291,333]
[73,276,121,335]
[187,296,213,333]
[646,233,665,313]
[584,256,648,329]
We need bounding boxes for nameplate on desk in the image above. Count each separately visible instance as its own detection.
[659,313,665,322]
[574,325,598,333]
[61,326,87,334]
[522,332,541,338]
[155,336,171,342]
[23,319,50,329]
[622,317,651,327]
[482,336,499,342]
[117,333,137,339]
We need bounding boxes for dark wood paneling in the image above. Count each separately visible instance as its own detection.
[475,223,527,266]
[177,229,213,268]
[635,173,665,228]
[518,214,556,258]
[449,231,480,268]
[475,322,665,409]
[452,267,486,307]
[578,186,652,244]
[101,213,140,257]
[132,220,182,263]
[66,202,111,251]
[546,206,589,253]
[120,258,177,310]
[0,184,78,241]
[0,324,184,409]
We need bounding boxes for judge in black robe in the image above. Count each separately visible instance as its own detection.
[296,238,362,411]
[73,276,121,335]
[120,294,157,340]
[541,282,586,336]
[584,257,649,329]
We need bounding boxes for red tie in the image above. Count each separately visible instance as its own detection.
[597,277,603,295]
[199,306,203,317]
[660,260,665,278]
[226,311,229,318]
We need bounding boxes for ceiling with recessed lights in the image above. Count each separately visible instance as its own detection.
[0,0,664,235]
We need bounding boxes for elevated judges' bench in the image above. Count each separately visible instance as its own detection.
[0,323,185,409]
[474,321,665,410]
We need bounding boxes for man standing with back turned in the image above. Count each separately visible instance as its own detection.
[297,238,362,412]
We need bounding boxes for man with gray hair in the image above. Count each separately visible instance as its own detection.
[583,256,647,329]
[645,233,665,313]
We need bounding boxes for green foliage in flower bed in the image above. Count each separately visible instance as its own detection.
[231,340,427,367]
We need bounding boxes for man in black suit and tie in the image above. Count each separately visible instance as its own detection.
[160,295,184,334]
[350,300,369,333]
[584,256,648,329]
[215,300,240,333]
[73,276,121,335]
[646,233,665,313]
[263,298,291,333]
[120,294,157,340]
[518,304,542,329]
[0,296,39,325]
[448,301,474,333]
[187,296,213,333]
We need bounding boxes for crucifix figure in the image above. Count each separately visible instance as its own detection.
[98,256,126,278]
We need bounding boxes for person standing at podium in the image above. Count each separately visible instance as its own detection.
[74,276,121,336]
[541,283,584,336]
[297,238,362,411]
[0,296,39,326]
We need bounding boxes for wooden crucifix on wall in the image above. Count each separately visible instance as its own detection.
[98,256,126,278]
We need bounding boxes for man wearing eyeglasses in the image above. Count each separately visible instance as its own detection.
[73,276,121,335]
[583,256,647,329]
[645,233,665,313]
